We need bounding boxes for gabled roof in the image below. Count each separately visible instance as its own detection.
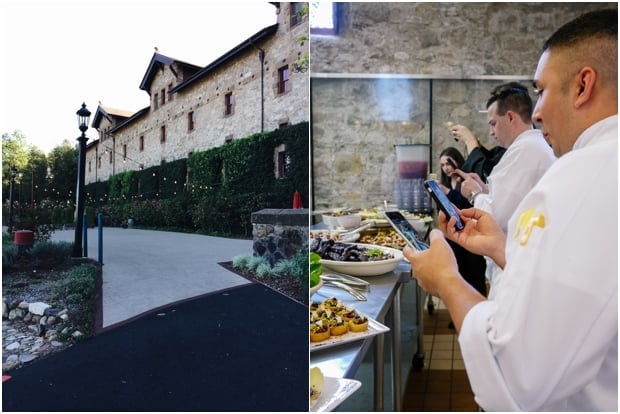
[108,106,151,134]
[170,23,278,94]
[139,52,202,92]
[92,104,135,129]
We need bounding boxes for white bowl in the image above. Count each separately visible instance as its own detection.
[321,214,339,228]
[310,278,323,296]
[336,214,362,229]
[319,243,404,277]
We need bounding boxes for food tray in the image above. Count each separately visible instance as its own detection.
[310,315,390,352]
[310,376,362,412]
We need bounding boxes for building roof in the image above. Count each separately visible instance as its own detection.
[92,104,135,129]
[170,23,278,94]
[139,52,202,93]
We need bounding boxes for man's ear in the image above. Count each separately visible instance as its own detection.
[575,66,596,109]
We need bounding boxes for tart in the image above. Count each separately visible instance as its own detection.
[349,315,369,332]
[310,320,330,342]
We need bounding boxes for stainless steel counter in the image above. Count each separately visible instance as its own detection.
[310,262,412,411]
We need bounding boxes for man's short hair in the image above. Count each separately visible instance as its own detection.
[486,82,533,124]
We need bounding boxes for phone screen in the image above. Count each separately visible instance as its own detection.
[423,179,465,231]
[383,211,429,251]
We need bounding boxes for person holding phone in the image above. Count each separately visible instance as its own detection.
[404,9,617,411]
[438,147,487,301]
[453,81,556,299]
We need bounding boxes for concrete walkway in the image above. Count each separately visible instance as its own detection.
[51,227,253,328]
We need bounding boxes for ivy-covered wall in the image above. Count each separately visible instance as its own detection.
[83,122,309,237]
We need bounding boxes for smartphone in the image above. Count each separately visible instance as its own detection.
[423,179,465,231]
[383,211,429,251]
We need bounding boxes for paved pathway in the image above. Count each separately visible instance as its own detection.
[52,227,253,327]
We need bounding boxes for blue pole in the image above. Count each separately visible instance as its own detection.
[82,214,88,257]
[98,213,103,265]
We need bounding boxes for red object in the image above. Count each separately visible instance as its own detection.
[14,230,34,245]
[292,191,303,209]
[3,375,11,382]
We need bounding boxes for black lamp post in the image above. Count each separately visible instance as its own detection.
[8,165,18,233]
[72,102,91,257]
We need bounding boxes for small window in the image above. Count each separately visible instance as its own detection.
[310,2,338,35]
[160,125,166,143]
[274,144,290,179]
[278,65,290,94]
[88,161,91,173]
[154,93,159,110]
[168,83,173,102]
[98,157,102,168]
[290,2,304,27]
[160,88,166,105]
[139,136,144,152]
[188,111,195,131]
[225,93,234,116]
[123,144,127,160]
[109,151,113,164]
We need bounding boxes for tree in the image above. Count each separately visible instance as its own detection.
[23,148,49,206]
[2,130,31,187]
[47,140,77,202]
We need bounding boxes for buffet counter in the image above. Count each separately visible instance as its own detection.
[310,261,413,411]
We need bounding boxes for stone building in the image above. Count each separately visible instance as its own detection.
[86,2,309,185]
[310,2,616,211]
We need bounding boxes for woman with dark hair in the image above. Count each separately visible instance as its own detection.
[437,147,487,301]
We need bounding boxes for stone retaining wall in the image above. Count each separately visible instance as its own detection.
[251,208,309,266]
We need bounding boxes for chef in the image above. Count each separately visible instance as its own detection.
[403,9,617,411]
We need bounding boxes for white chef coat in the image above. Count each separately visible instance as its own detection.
[459,115,618,411]
[474,129,556,298]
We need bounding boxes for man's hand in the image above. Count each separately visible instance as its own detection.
[451,124,479,153]
[403,229,487,332]
[403,230,460,297]
[451,169,488,199]
[438,208,507,269]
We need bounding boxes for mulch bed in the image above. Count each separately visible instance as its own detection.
[218,261,306,305]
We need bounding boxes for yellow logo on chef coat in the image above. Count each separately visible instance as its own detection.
[513,209,545,246]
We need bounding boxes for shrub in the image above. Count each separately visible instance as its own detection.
[2,244,19,269]
[255,263,272,278]
[51,263,99,338]
[232,254,251,269]
[30,240,73,269]
[247,256,268,273]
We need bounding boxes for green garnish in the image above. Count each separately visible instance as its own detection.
[310,252,322,287]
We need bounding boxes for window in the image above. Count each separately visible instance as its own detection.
[123,144,127,160]
[160,88,166,106]
[139,136,144,152]
[154,93,159,110]
[225,92,234,116]
[274,144,290,179]
[310,2,338,35]
[278,65,290,94]
[98,157,102,168]
[168,83,173,102]
[188,111,195,131]
[290,2,304,27]
[88,161,91,173]
[109,151,113,164]
[160,125,166,143]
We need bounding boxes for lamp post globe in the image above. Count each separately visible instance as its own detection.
[72,102,91,257]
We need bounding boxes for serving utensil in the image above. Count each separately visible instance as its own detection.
[320,272,370,292]
[322,280,367,301]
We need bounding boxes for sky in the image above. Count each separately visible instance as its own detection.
[0,0,277,155]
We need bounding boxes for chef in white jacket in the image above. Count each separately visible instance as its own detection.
[452,83,556,299]
[404,9,617,411]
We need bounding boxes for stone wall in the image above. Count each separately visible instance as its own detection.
[86,2,309,184]
[251,208,309,266]
[310,3,616,211]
